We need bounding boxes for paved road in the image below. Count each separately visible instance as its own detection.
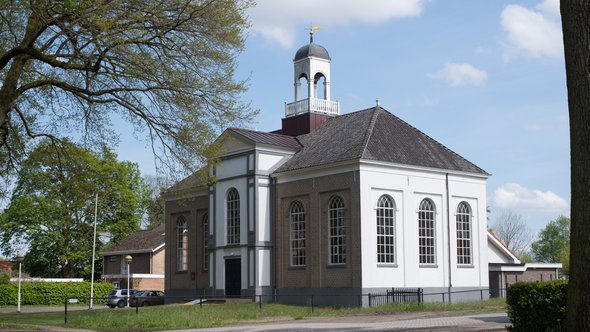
[168,312,510,332]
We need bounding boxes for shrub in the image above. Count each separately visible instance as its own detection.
[0,273,10,284]
[0,281,113,305]
[506,280,567,332]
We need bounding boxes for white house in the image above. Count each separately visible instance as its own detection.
[163,34,490,305]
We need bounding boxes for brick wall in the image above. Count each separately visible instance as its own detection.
[274,171,362,290]
[165,194,209,293]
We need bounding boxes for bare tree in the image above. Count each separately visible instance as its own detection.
[490,211,533,259]
[561,1,590,330]
[0,0,256,199]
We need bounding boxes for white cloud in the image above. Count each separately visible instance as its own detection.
[427,63,487,87]
[500,0,563,60]
[248,0,426,48]
[492,183,568,212]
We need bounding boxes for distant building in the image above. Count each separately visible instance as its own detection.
[0,260,13,275]
[487,230,562,297]
[164,33,490,305]
[101,224,165,291]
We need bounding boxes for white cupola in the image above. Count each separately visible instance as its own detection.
[284,29,340,120]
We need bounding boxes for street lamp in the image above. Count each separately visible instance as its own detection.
[125,255,132,308]
[15,253,24,313]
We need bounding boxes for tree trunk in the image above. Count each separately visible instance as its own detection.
[561,2,590,331]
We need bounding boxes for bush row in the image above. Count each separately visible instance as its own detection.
[506,280,567,332]
[0,281,113,305]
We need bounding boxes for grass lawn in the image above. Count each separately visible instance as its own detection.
[0,298,506,331]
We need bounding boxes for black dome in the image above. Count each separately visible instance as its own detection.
[294,42,331,61]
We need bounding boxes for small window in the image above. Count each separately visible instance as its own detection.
[328,196,346,265]
[109,256,117,262]
[289,201,306,266]
[418,199,436,265]
[456,202,472,265]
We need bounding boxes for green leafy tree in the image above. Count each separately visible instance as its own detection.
[0,0,255,200]
[531,216,570,264]
[0,140,150,278]
[561,2,590,329]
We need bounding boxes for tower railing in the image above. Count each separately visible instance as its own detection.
[285,97,340,117]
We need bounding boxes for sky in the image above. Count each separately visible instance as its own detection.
[118,0,569,237]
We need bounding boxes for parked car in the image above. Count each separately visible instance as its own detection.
[130,290,165,307]
[105,289,137,308]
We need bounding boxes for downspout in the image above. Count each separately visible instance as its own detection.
[446,173,452,303]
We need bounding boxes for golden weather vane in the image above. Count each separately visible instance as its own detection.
[307,24,321,42]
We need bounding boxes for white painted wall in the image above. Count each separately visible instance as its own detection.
[358,162,488,289]
[257,186,271,242]
[258,250,271,286]
[216,155,248,180]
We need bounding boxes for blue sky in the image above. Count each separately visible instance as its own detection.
[120,0,569,236]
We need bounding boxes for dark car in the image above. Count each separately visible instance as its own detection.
[130,290,165,307]
[105,289,138,308]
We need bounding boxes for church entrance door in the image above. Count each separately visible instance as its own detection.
[225,258,241,297]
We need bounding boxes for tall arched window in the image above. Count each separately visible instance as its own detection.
[329,196,346,265]
[226,188,240,245]
[456,202,472,265]
[202,213,209,271]
[176,216,188,271]
[289,201,306,266]
[418,199,436,265]
[377,195,396,264]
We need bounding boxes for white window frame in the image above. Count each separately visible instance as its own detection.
[328,196,346,265]
[202,213,209,271]
[226,188,240,245]
[377,195,396,264]
[418,199,436,265]
[456,202,472,265]
[176,216,188,271]
[289,201,306,267]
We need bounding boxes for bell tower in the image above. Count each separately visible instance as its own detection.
[281,28,340,136]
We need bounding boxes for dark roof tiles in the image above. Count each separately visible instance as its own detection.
[102,224,165,254]
[275,107,487,175]
[229,128,302,150]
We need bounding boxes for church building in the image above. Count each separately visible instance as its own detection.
[163,34,490,305]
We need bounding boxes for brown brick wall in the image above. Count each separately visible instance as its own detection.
[129,253,151,274]
[152,248,165,274]
[103,255,122,275]
[504,268,559,284]
[165,194,209,292]
[274,171,361,289]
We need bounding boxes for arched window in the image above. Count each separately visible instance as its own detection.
[377,195,396,264]
[176,216,188,271]
[456,202,472,265]
[418,199,436,265]
[289,201,306,266]
[329,196,346,265]
[202,213,209,271]
[226,188,240,245]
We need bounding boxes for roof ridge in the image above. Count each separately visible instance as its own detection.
[229,127,297,139]
[359,107,380,158]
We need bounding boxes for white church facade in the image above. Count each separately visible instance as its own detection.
[163,35,490,305]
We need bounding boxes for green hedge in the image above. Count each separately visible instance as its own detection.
[506,280,567,332]
[0,281,113,305]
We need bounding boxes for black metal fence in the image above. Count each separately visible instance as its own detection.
[368,287,423,307]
